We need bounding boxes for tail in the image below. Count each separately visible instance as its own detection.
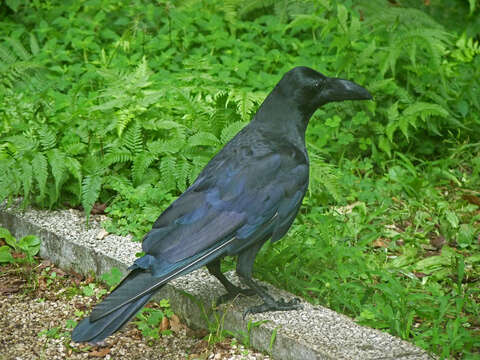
[72,234,240,343]
[71,269,161,343]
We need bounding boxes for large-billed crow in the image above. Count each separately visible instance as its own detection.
[72,66,372,343]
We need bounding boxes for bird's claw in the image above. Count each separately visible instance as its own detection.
[242,297,302,319]
[215,287,256,306]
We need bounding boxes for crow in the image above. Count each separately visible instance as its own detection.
[72,66,372,343]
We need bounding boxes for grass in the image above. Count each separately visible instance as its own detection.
[250,153,480,358]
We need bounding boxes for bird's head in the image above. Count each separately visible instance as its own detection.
[277,66,372,117]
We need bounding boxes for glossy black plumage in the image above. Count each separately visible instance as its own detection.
[72,66,372,343]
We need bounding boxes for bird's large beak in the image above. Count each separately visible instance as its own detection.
[326,78,372,101]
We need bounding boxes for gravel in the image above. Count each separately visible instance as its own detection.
[0,261,270,360]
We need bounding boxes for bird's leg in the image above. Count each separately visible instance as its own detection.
[206,259,255,305]
[236,241,302,318]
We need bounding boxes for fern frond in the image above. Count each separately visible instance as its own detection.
[123,121,143,154]
[104,148,134,165]
[116,109,134,137]
[0,36,47,92]
[151,119,184,130]
[229,90,264,121]
[175,157,192,192]
[0,161,21,204]
[20,160,33,207]
[188,132,219,147]
[189,155,210,184]
[47,149,66,204]
[64,157,82,201]
[5,37,31,61]
[81,175,103,224]
[309,155,341,202]
[403,102,449,121]
[38,126,57,151]
[220,121,247,144]
[132,152,156,185]
[31,152,48,202]
[103,175,133,195]
[160,156,177,191]
[148,138,184,155]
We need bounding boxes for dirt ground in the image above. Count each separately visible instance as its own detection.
[0,258,270,360]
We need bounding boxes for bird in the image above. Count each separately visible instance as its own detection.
[72,66,372,343]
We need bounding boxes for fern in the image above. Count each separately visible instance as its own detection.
[175,157,192,192]
[229,90,264,121]
[123,121,143,154]
[148,139,184,155]
[31,152,48,202]
[0,35,48,92]
[115,109,134,137]
[81,175,103,224]
[220,121,247,144]
[188,132,220,147]
[160,156,177,191]
[47,149,67,204]
[103,175,133,194]
[362,2,451,78]
[403,102,449,122]
[64,157,83,201]
[20,159,33,207]
[104,148,134,166]
[38,126,57,151]
[132,152,156,185]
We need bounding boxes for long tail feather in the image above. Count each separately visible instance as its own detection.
[72,270,160,343]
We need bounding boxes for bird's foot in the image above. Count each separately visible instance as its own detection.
[216,287,256,306]
[243,297,302,319]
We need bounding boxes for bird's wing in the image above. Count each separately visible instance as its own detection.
[137,143,308,270]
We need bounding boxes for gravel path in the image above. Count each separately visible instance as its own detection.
[0,260,270,360]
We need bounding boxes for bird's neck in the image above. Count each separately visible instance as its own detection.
[251,91,311,149]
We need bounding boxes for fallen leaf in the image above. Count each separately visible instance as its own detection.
[96,228,109,240]
[0,286,21,294]
[372,238,389,248]
[462,194,480,206]
[169,314,183,332]
[160,316,170,331]
[91,203,107,215]
[430,235,445,250]
[88,347,111,357]
[414,272,428,278]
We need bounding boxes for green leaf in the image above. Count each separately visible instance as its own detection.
[0,246,14,264]
[20,160,33,206]
[378,135,391,157]
[188,132,219,147]
[17,235,41,258]
[47,149,67,204]
[0,227,16,249]
[325,115,341,128]
[101,267,124,289]
[6,0,23,12]
[457,223,475,248]
[32,152,48,202]
[81,175,103,223]
[444,210,459,228]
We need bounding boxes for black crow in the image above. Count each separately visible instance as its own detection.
[72,66,372,343]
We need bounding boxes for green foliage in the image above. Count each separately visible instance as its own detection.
[0,227,40,264]
[1,0,479,357]
[100,267,124,290]
[134,299,173,341]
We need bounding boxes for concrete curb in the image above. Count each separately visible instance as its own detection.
[0,203,433,359]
